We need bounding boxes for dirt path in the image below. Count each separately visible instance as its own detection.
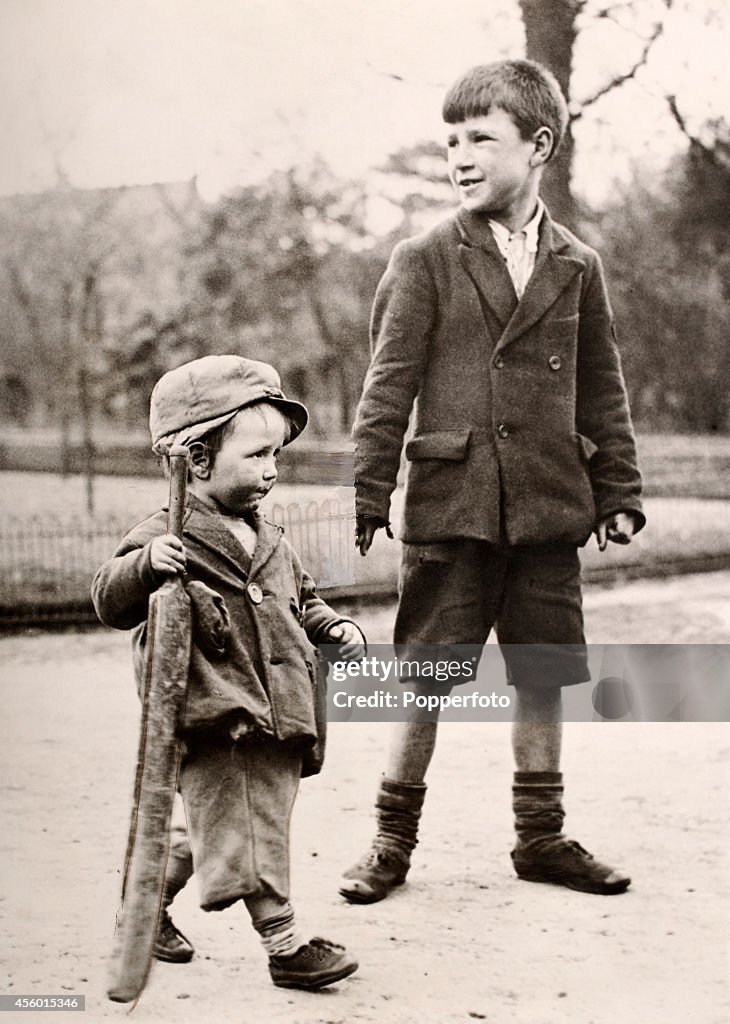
[1,573,728,1024]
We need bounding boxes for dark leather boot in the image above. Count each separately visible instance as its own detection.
[153,828,195,962]
[154,911,194,964]
[511,771,630,895]
[339,778,426,903]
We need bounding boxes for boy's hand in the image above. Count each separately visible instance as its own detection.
[355,515,393,556]
[327,622,366,662]
[149,534,187,576]
[596,513,636,552]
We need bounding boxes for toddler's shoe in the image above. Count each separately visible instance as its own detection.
[339,845,410,904]
[511,837,630,895]
[269,937,358,989]
[153,910,194,963]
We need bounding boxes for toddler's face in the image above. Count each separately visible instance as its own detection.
[446,108,537,223]
[198,404,287,516]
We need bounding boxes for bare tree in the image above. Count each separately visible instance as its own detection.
[519,0,673,227]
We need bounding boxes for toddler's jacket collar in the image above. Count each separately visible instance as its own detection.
[178,493,284,584]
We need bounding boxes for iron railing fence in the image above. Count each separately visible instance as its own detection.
[0,499,356,627]
[3,496,730,628]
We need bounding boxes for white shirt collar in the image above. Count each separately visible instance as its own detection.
[488,198,544,255]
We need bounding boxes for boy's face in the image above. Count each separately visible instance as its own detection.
[446,108,542,226]
[194,404,287,516]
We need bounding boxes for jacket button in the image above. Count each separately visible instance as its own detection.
[548,355,561,370]
[247,582,263,604]
[497,423,509,439]
[493,355,504,369]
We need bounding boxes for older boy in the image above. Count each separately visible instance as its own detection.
[93,355,363,989]
[340,60,644,904]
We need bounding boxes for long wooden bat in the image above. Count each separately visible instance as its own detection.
[107,445,192,1005]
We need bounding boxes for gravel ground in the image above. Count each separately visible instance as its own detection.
[1,572,728,1024]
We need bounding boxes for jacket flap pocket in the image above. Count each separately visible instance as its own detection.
[575,433,598,460]
[405,429,471,461]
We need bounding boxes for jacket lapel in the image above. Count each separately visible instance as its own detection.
[181,495,284,580]
[248,514,284,579]
[456,207,585,355]
[456,210,517,333]
[495,215,584,354]
[182,495,252,583]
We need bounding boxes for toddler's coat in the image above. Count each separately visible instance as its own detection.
[92,494,344,755]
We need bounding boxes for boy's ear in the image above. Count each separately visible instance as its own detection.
[188,441,211,479]
[530,126,554,167]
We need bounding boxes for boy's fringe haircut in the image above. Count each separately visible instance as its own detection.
[442,59,568,161]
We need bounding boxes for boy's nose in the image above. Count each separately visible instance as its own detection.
[455,144,475,169]
[262,457,278,480]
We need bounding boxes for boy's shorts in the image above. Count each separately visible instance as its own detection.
[179,732,302,911]
[394,539,589,689]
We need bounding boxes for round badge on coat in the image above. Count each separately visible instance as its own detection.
[247,582,263,604]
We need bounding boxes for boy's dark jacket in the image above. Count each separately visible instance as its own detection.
[91,494,347,756]
[354,206,645,546]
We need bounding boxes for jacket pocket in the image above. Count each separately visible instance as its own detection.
[575,433,598,461]
[405,429,471,461]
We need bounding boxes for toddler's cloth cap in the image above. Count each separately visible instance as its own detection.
[149,355,309,452]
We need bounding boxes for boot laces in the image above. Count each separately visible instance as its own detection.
[157,911,181,943]
[158,910,173,932]
[299,938,344,963]
[363,846,402,869]
[564,839,593,860]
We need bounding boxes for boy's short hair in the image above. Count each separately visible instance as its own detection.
[442,59,568,160]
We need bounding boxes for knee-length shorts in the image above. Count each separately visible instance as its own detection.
[393,540,590,689]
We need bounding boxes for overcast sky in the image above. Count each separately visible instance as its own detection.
[1,0,727,205]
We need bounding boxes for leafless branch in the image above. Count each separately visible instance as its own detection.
[666,95,728,167]
[31,85,79,190]
[154,182,199,230]
[592,3,633,19]
[666,94,692,140]
[571,2,673,122]
[5,261,45,350]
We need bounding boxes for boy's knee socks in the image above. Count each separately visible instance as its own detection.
[375,777,427,860]
[512,771,565,849]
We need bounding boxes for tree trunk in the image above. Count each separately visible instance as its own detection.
[304,277,354,433]
[519,0,580,229]
[79,269,99,515]
[60,280,73,477]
